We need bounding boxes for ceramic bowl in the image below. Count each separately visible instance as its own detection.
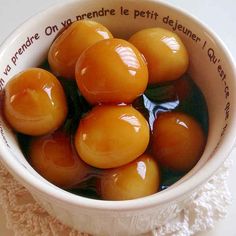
[0,0,236,235]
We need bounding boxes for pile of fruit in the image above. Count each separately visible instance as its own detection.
[2,20,207,200]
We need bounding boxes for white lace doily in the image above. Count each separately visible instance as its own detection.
[0,159,232,236]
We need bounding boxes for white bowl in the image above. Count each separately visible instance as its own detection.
[1,0,236,235]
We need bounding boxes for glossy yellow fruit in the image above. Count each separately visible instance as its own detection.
[129,28,189,84]
[152,112,206,172]
[29,130,92,188]
[3,68,67,136]
[100,153,160,200]
[48,20,113,79]
[74,105,150,169]
[75,38,148,105]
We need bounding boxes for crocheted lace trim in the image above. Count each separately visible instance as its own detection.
[0,160,232,236]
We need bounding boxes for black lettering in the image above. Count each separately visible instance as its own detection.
[3,65,11,75]
[224,102,230,120]
[87,12,92,19]
[163,15,169,24]
[0,78,4,91]
[45,25,59,36]
[207,48,217,63]
[121,6,129,15]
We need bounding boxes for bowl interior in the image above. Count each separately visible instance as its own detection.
[0,0,236,207]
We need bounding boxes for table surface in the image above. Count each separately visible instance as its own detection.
[0,0,236,235]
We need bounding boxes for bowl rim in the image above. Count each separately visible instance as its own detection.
[1,0,236,211]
